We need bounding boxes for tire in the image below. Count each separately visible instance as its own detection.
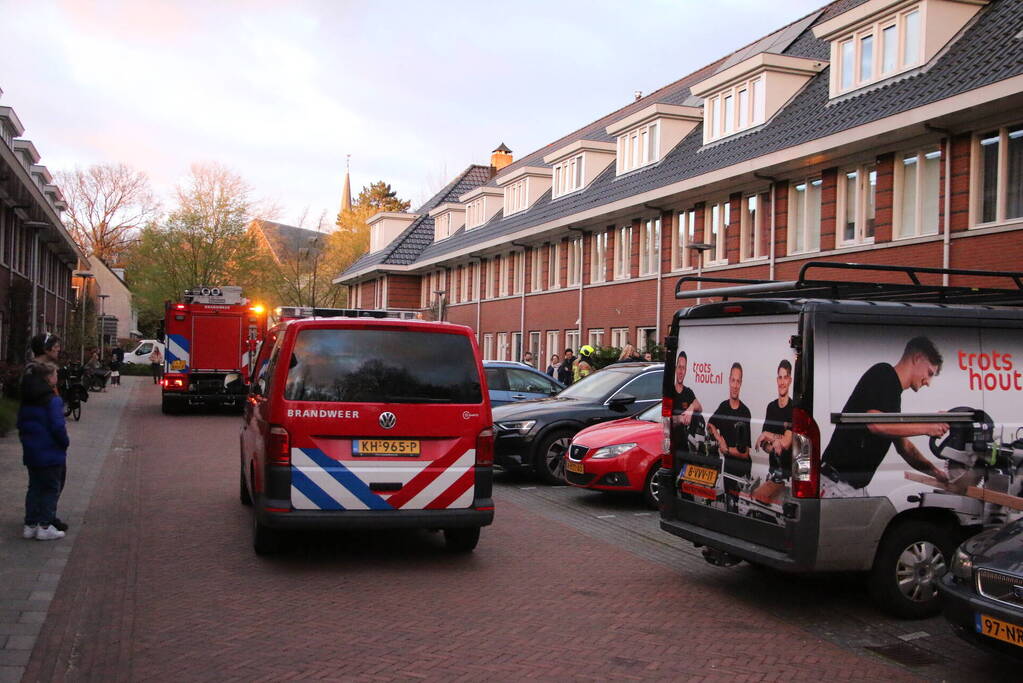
[642,465,662,510]
[869,519,955,619]
[240,465,252,506]
[252,512,282,555]
[161,396,180,415]
[72,404,81,421]
[533,429,574,485]
[443,527,480,553]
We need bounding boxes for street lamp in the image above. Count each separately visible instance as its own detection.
[73,271,94,364]
[433,289,446,321]
[687,243,713,305]
[97,294,110,360]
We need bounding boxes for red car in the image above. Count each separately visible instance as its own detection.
[563,403,663,508]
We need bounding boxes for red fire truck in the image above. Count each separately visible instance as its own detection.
[160,286,268,414]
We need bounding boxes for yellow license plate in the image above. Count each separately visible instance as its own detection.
[566,460,585,474]
[977,614,1023,647]
[682,464,719,487]
[356,439,420,456]
[170,360,186,371]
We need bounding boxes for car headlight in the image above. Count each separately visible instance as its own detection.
[590,442,638,459]
[949,545,974,580]
[496,420,535,435]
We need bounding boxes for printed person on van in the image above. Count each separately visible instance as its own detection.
[752,359,794,506]
[707,362,752,512]
[820,336,950,498]
[672,350,703,426]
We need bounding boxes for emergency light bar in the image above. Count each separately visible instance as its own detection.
[275,306,420,321]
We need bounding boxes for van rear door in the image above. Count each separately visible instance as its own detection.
[282,324,489,512]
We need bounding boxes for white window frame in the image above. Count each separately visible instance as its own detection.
[637,327,656,352]
[590,230,608,283]
[483,334,493,360]
[530,247,543,292]
[703,201,730,266]
[485,258,496,299]
[498,254,510,297]
[566,236,583,286]
[511,332,522,362]
[739,195,768,262]
[616,121,660,174]
[512,250,524,295]
[838,163,877,246]
[894,147,943,238]
[704,76,766,143]
[546,330,559,363]
[834,6,922,95]
[460,264,470,302]
[504,178,529,216]
[673,209,698,270]
[788,178,823,255]
[565,329,580,355]
[548,242,560,289]
[613,225,632,280]
[588,328,604,347]
[497,333,509,361]
[552,154,585,198]
[971,124,1023,227]
[639,217,661,276]
[610,327,629,349]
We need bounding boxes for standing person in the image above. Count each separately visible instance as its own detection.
[707,363,752,512]
[110,344,124,386]
[753,359,794,505]
[616,343,642,363]
[23,333,62,406]
[149,345,164,384]
[18,363,69,540]
[557,348,575,386]
[821,336,949,497]
[545,354,560,378]
[522,351,534,367]
[573,345,595,383]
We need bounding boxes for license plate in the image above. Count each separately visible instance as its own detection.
[977,613,1023,648]
[170,360,186,371]
[682,464,719,487]
[355,439,420,456]
[566,460,585,474]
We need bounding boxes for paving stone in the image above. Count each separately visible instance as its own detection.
[2,635,34,651]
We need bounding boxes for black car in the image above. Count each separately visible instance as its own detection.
[938,518,1023,660]
[492,362,663,484]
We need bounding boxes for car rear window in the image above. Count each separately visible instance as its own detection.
[284,328,483,404]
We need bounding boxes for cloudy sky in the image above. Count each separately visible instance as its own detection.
[1,0,824,228]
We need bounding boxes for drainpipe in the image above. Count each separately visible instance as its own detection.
[568,227,586,347]
[754,173,778,280]
[644,204,670,346]
[927,124,955,285]
[512,242,529,360]
[470,255,483,341]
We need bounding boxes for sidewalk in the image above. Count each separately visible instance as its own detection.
[0,377,135,682]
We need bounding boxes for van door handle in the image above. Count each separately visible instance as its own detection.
[511,394,527,399]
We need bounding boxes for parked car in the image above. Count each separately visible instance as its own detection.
[565,402,664,508]
[938,518,1023,659]
[121,339,165,365]
[492,362,663,484]
[483,361,563,407]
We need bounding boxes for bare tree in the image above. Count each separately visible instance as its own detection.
[56,163,160,261]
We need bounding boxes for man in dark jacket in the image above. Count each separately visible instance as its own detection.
[18,362,69,541]
[557,348,575,386]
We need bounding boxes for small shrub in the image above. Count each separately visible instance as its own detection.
[119,363,155,376]
[0,397,19,437]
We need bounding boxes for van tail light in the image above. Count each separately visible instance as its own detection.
[476,427,494,466]
[162,374,187,391]
[661,398,673,469]
[791,406,820,499]
[268,425,291,466]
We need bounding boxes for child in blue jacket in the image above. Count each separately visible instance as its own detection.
[18,362,69,540]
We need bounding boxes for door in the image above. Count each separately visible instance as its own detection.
[507,367,561,402]
[485,367,511,406]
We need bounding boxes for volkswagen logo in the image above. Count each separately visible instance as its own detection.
[379,412,397,429]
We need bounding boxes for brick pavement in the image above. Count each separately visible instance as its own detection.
[18,379,927,681]
[0,377,134,683]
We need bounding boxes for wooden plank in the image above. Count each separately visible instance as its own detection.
[903,471,1023,511]
[904,471,944,488]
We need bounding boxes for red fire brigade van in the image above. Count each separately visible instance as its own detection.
[239,313,494,554]
[160,286,267,414]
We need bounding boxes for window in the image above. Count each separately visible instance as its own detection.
[588,328,604,347]
[789,179,822,253]
[639,218,660,276]
[436,213,450,240]
[546,330,559,362]
[497,333,509,361]
[834,6,921,94]
[499,255,510,297]
[591,230,608,283]
[565,329,580,355]
[504,178,529,216]
[567,237,582,286]
[552,154,585,198]
[613,225,632,279]
[673,209,698,270]
[704,201,730,265]
[740,195,767,261]
[530,247,543,292]
[548,242,560,289]
[616,121,660,174]
[460,264,471,302]
[839,164,877,245]
[465,198,485,229]
[528,331,540,367]
[974,125,1023,226]
[704,76,768,142]
[485,258,496,299]
[483,334,493,360]
[373,277,386,309]
[637,327,656,352]
[511,332,522,362]
[610,327,629,349]
[512,251,524,295]
[616,371,662,401]
[896,148,942,238]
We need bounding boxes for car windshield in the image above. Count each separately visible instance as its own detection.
[557,368,631,401]
[636,403,661,422]
[284,328,483,404]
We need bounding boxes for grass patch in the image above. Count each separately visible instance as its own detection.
[0,397,19,437]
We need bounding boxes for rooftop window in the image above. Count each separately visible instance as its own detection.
[605,104,701,176]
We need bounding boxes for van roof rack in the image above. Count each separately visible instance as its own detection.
[675,262,1023,306]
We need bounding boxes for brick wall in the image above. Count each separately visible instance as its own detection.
[820,168,838,251]
[874,153,895,243]
[386,274,420,309]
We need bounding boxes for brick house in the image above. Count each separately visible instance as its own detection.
[336,0,1023,366]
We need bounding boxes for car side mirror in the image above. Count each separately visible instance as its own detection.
[608,393,636,411]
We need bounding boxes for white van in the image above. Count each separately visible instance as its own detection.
[122,339,165,365]
[659,263,1023,618]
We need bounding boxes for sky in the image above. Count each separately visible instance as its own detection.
[1,0,826,229]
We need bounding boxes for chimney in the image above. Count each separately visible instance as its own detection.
[490,143,513,172]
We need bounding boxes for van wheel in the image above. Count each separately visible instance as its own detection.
[161,396,179,415]
[240,466,252,506]
[642,465,661,510]
[534,430,573,485]
[869,519,954,619]
[252,514,282,555]
[443,527,480,553]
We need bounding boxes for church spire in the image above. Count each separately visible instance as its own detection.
[340,154,353,215]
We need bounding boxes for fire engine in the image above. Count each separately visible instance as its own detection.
[160,286,268,414]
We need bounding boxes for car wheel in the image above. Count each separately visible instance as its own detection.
[534,430,573,485]
[443,527,480,552]
[252,512,282,555]
[642,464,661,510]
[161,396,180,415]
[869,519,955,619]
[240,465,252,506]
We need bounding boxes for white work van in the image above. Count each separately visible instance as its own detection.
[122,339,165,365]
[659,263,1023,618]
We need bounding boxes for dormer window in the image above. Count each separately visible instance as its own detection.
[704,76,766,142]
[814,0,987,98]
[544,140,616,197]
[505,178,528,215]
[552,155,584,197]
[606,104,702,176]
[428,203,466,242]
[459,186,504,229]
[367,211,419,253]
[494,166,552,217]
